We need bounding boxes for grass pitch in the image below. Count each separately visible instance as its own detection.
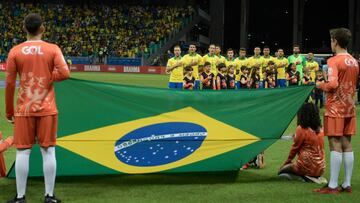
[0,72,359,203]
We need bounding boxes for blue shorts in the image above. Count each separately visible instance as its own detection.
[168,82,183,89]
[236,81,240,89]
[259,81,264,89]
[277,79,286,88]
[194,80,200,90]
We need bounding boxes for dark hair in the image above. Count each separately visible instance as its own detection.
[330,28,352,49]
[217,63,226,70]
[250,67,260,79]
[227,48,234,53]
[268,60,275,65]
[240,66,247,71]
[287,63,296,72]
[184,66,193,72]
[293,44,300,48]
[24,13,43,35]
[189,42,197,47]
[316,70,323,74]
[297,102,321,133]
[263,45,270,50]
[204,62,211,67]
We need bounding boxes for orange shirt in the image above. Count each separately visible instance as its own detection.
[5,40,70,118]
[286,126,325,177]
[319,53,359,118]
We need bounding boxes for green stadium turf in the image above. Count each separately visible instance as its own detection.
[0,72,359,202]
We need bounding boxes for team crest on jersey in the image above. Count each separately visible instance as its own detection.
[114,122,207,166]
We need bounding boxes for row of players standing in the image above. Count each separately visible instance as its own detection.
[166,44,326,105]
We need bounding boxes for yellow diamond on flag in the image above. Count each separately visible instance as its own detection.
[57,107,260,174]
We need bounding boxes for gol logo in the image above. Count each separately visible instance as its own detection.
[21,46,44,55]
[114,122,207,167]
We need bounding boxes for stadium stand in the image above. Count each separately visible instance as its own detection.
[0,2,195,62]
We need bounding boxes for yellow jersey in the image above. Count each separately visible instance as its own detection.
[235,57,248,81]
[183,53,202,80]
[166,56,184,83]
[274,57,289,80]
[305,60,319,82]
[202,54,219,75]
[225,57,237,68]
[247,56,265,80]
[262,55,274,71]
[216,55,226,65]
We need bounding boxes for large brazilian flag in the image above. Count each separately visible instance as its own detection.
[8,79,313,177]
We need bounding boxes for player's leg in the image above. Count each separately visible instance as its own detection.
[314,116,343,194]
[194,80,200,90]
[37,115,61,202]
[177,82,183,89]
[7,117,36,203]
[278,164,305,181]
[340,117,356,192]
[328,136,343,188]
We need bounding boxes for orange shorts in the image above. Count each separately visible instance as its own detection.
[13,115,58,149]
[324,116,356,136]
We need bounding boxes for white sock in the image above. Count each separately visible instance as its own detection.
[41,147,57,197]
[328,151,342,189]
[342,151,354,188]
[15,149,31,198]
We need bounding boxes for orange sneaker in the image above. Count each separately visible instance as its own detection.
[241,163,249,170]
[313,186,340,194]
[340,186,352,193]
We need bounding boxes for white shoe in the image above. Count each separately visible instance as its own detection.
[305,176,328,184]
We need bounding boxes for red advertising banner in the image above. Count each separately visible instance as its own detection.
[69,65,166,74]
[0,63,166,74]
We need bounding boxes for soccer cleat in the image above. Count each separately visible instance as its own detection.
[340,185,352,193]
[6,195,26,203]
[255,153,265,169]
[44,195,61,203]
[313,185,340,194]
[279,173,306,182]
[304,176,328,184]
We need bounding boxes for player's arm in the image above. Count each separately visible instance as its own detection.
[284,128,305,165]
[200,74,208,84]
[166,60,182,73]
[0,136,13,153]
[213,76,216,90]
[52,46,70,82]
[216,76,221,90]
[5,50,17,122]
[318,61,338,92]
[286,73,290,81]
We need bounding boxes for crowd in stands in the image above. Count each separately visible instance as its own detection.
[0,2,195,59]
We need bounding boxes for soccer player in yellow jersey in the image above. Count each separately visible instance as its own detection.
[166,45,184,89]
[235,48,248,89]
[202,44,218,75]
[183,43,202,89]
[274,48,289,88]
[225,48,237,69]
[215,45,226,64]
[262,46,274,72]
[247,47,265,88]
[305,52,319,82]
